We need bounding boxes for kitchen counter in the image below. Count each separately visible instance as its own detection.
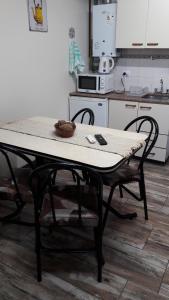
[70,91,169,105]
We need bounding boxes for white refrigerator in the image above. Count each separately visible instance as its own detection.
[69,96,108,127]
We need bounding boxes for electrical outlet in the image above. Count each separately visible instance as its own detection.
[122,70,131,77]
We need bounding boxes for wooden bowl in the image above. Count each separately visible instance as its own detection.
[54,120,76,138]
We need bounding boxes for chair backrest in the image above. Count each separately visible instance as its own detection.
[0,144,35,169]
[29,162,103,225]
[124,115,159,169]
[0,144,35,213]
[71,108,95,125]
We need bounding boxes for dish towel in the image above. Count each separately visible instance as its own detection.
[69,40,85,75]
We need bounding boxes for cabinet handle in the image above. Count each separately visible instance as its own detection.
[140,106,152,110]
[148,152,155,157]
[132,43,143,46]
[125,104,137,109]
[147,43,158,46]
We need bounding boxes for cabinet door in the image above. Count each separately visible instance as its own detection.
[109,100,138,130]
[136,146,167,162]
[116,0,148,48]
[138,102,169,134]
[146,0,169,48]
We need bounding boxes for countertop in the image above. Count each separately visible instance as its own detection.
[70,91,169,105]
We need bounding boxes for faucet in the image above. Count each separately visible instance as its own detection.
[160,78,163,93]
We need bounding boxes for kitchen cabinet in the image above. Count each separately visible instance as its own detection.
[137,102,169,161]
[116,0,148,48]
[108,100,137,130]
[137,102,169,135]
[116,0,169,48]
[146,0,169,48]
[109,100,169,162]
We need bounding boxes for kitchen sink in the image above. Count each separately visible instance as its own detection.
[142,94,169,100]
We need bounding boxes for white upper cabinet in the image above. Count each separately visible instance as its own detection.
[116,0,148,48]
[116,0,169,48]
[146,0,169,48]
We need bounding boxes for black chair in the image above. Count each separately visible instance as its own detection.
[71,108,95,125]
[29,162,103,282]
[70,107,95,182]
[50,108,95,183]
[101,116,159,230]
[0,144,34,224]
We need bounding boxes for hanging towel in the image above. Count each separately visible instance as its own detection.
[69,40,85,75]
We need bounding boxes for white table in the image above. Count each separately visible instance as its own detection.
[0,116,147,172]
[0,116,148,223]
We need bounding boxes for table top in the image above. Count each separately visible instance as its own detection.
[0,116,147,172]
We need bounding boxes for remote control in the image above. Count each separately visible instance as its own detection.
[86,135,96,144]
[94,134,107,145]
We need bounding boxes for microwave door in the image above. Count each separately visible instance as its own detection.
[78,76,97,93]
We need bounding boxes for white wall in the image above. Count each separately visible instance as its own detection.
[0,0,88,122]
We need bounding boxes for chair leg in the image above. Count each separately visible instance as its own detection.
[119,185,123,198]
[94,227,102,282]
[35,229,41,282]
[5,151,25,209]
[0,202,25,222]
[49,192,57,223]
[34,205,42,281]
[102,186,115,231]
[52,170,57,184]
[97,239,102,282]
[140,177,148,220]
[72,172,77,182]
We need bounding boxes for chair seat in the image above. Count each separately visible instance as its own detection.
[102,163,140,186]
[40,185,98,227]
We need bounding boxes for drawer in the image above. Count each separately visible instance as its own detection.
[153,134,168,149]
[138,103,169,135]
[136,133,168,150]
[147,147,167,162]
[136,146,167,162]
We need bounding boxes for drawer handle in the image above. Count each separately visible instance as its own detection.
[149,152,155,156]
[125,104,137,109]
[132,43,143,46]
[147,42,158,46]
[140,106,152,110]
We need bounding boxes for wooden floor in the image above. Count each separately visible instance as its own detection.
[0,160,169,299]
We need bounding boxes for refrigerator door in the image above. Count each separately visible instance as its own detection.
[69,97,108,127]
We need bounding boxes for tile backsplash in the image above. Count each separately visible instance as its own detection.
[113,58,169,93]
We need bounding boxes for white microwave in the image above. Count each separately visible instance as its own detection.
[77,73,114,94]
